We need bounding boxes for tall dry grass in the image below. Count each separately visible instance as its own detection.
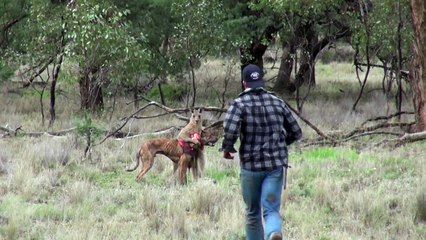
[0,61,424,239]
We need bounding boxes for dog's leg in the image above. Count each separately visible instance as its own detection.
[136,151,154,182]
[178,156,189,185]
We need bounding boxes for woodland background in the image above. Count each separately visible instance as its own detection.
[0,0,425,239]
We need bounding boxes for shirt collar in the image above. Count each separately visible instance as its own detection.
[239,87,265,96]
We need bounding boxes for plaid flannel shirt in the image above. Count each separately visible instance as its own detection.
[221,88,302,171]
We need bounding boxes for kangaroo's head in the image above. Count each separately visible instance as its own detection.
[190,108,203,126]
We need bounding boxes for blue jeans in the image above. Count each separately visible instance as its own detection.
[240,167,284,240]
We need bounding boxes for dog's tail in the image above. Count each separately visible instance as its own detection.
[126,150,141,172]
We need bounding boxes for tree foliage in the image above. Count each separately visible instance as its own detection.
[0,0,29,52]
[1,0,423,130]
[66,0,146,104]
[351,0,412,61]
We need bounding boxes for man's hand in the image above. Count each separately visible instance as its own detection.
[223,152,234,160]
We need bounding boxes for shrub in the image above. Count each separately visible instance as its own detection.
[146,84,186,102]
[74,114,105,146]
[0,61,15,82]
[32,140,72,173]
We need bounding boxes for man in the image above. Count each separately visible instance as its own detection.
[220,64,302,240]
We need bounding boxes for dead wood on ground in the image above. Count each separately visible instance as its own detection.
[2,100,424,149]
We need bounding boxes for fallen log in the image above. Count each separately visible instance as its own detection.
[374,130,426,147]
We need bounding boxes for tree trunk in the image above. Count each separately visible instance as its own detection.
[409,0,426,131]
[302,27,318,86]
[274,24,331,92]
[158,83,165,106]
[133,83,139,110]
[297,52,316,87]
[49,50,65,127]
[273,41,296,92]
[49,56,64,126]
[49,63,59,127]
[240,25,279,65]
[240,25,280,90]
[79,64,104,113]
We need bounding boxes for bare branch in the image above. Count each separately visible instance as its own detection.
[1,126,76,138]
[285,102,335,142]
[97,100,227,145]
[355,62,409,79]
[22,57,56,87]
[343,121,413,139]
[204,120,224,130]
[361,111,414,126]
[113,127,180,141]
[373,131,426,147]
[341,130,403,142]
[0,125,22,136]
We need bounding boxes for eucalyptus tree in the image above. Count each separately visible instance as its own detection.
[217,0,355,96]
[114,0,227,107]
[409,0,426,131]
[249,0,354,93]
[222,0,282,70]
[229,1,411,91]
[65,0,145,113]
[0,0,68,125]
[0,0,29,85]
[113,0,177,102]
[350,0,413,111]
[169,0,226,107]
[241,0,417,116]
[2,0,146,117]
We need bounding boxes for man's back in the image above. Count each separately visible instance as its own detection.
[222,88,302,171]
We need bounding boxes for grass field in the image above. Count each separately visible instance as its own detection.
[0,61,425,240]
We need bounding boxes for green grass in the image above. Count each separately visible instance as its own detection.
[0,137,423,239]
[32,204,71,221]
[206,167,239,184]
[295,147,359,162]
[91,169,136,188]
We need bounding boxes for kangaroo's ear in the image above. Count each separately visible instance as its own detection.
[191,108,194,114]
[199,108,203,113]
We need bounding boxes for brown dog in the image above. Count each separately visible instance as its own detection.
[126,127,220,185]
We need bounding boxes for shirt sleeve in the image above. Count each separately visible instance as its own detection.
[220,101,242,153]
[283,104,302,145]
